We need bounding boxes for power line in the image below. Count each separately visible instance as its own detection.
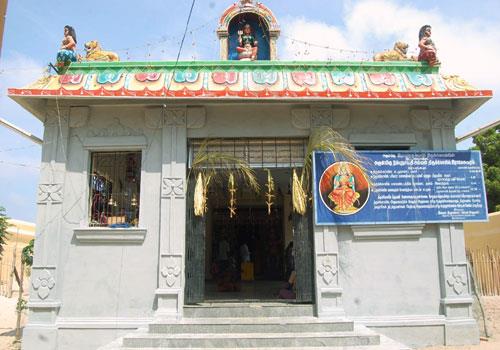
[175,0,197,63]
[0,144,38,153]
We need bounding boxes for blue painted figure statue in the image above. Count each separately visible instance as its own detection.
[56,25,77,72]
[237,24,258,60]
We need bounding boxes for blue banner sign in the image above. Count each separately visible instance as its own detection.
[313,151,488,225]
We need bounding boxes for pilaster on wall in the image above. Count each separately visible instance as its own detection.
[313,225,344,317]
[415,107,479,345]
[24,107,71,349]
[299,106,348,317]
[149,106,205,318]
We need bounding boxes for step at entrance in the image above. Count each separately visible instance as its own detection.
[183,302,315,318]
[99,303,410,350]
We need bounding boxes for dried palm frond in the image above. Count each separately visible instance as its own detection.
[265,169,275,215]
[188,139,261,217]
[189,139,260,193]
[194,172,205,217]
[292,127,371,214]
[292,168,307,215]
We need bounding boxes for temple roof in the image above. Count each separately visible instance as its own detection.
[8,60,492,122]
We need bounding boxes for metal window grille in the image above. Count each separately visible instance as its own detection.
[188,138,308,169]
[89,151,141,227]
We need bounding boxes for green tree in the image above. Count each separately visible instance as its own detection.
[0,206,9,257]
[472,125,500,213]
[22,239,34,267]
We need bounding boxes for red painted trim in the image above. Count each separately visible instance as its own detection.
[8,87,493,100]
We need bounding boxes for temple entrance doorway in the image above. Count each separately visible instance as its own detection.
[185,139,315,304]
[205,169,289,302]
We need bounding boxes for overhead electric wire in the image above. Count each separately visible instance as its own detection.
[175,0,197,63]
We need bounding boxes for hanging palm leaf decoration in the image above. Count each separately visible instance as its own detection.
[228,172,237,218]
[194,172,205,217]
[189,139,260,217]
[265,169,275,215]
[292,127,371,215]
[292,168,307,215]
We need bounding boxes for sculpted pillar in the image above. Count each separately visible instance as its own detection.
[23,107,70,349]
[428,109,479,345]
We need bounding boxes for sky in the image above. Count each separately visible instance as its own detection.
[0,0,499,222]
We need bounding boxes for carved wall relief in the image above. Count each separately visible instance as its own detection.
[164,108,187,127]
[445,264,469,296]
[144,107,163,129]
[291,107,350,130]
[69,107,90,128]
[431,110,454,129]
[87,117,143,137]
[38,184,63,204]
[31,268,56,300]
[160,255,182,288]
[162,177,185,199]
[187,107,206,129]
[410,109,432,131]
[317,254,339,286]
[291,108,311,130]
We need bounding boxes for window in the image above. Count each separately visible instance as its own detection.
[89,151,141,227]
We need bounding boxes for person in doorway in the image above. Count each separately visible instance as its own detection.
[278,270,296,300]
[240,241,251,263]
[285,241,295,280]
[267,232,281,279]
[217,235,230,274]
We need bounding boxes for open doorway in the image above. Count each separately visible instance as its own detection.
[185,138,314,304]
[204,168,293,301]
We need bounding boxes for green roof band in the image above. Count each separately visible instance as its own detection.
[65,60,439,75]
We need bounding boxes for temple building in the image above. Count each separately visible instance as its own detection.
[8,1,492,349]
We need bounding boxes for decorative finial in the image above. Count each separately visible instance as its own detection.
[240,0,255,7]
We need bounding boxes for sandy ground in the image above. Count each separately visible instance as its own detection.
[418,296,500,350]
[0,295,499,349]
[0,296,24,350]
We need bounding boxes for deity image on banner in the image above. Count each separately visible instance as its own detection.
[319,162,370,215]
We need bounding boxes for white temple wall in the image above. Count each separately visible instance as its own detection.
[338,225,441,317]
[22,100,478,349]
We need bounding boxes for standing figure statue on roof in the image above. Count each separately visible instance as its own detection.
[237,24,258,61]
[56,25,78,73]
[418,25,439,67]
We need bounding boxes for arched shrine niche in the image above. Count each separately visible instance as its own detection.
[217,0,280,61]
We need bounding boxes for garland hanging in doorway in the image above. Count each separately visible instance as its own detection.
[228,172,237,218]
[265,169,275,215]
[189,139,260,217]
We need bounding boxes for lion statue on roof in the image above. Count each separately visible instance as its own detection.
[373,41,415,62]
[82,40,120,62]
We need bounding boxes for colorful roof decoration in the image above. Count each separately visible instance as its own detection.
[8,61,492,101]
[218,1,280,35]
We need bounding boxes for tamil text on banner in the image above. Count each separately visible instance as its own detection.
[313,151,488,225]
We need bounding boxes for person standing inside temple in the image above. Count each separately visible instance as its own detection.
[237,23,258,60]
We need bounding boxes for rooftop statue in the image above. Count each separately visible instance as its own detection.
[418,25,439,66]
[237,24,258,60]
[373,41,415,62]
[83,40,120,62]
[240,0,255,6]
[56,25,77,73]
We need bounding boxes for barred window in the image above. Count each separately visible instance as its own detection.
[89,152,141,227]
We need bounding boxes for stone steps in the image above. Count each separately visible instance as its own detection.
[183,302,315,318]
[149,316,354,334]
[122,328,379,348]
[98,304,410,350]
